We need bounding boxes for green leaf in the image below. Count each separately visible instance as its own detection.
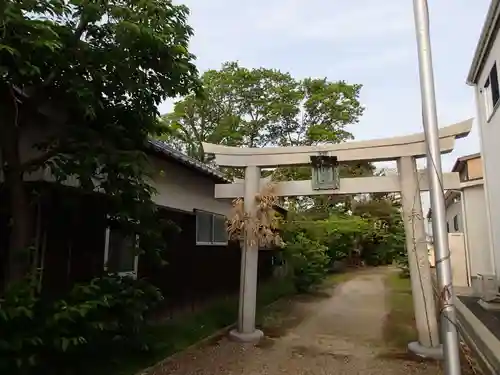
[61,337,69,352]
[2,0,197,284]
[0,44,20,56]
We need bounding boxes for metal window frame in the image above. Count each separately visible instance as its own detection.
[212,212,229,245]
[483,63,500,122]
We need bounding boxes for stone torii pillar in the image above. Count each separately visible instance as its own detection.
[398,156,441,358]
[203,119,472,354]
[229,165,264,342]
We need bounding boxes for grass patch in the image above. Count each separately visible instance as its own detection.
[383,271,418,350]
[382,271,477,374]
[102,277,296,375]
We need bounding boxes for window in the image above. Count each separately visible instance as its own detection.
[195,210,228,245]
[483,62,500,120]
[446,222,450,233]
[453,215,459,232]
[462,162,469,182]
[104,228,139,278]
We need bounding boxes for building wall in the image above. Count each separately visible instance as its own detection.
[449,233,468,287]
[466,157,484,180]
[463,184,490,278]
[474,37,500,279]
[149,157,232,217]
[442,184,489,287]
[0,121,232,217]
[0,120,58,181]
[446,200,463,233]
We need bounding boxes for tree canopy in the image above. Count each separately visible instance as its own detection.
[0,0,200,284]
[160,61,364,161]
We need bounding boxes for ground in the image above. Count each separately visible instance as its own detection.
[141,267,445,375]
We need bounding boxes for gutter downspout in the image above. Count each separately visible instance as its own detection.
[460,190,472,287]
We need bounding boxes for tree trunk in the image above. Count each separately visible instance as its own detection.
[0,83,31,287]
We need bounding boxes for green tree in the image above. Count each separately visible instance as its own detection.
[283,194,406,274]
[0,0,199,285]
[352,194,405,266]
[161,61,364,161]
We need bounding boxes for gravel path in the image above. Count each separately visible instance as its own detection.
[144,268,441,375]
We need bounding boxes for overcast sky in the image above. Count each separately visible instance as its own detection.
[159,0,491,206]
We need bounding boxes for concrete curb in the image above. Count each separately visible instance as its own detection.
[455,296,500,375]
[431,272,500,374]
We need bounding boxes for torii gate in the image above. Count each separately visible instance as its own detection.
[203,118,472,358]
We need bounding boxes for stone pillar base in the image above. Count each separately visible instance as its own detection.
[479,298,500,311]
[228,329,264,343]
[408,341,443,360]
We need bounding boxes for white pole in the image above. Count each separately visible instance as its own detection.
[412,1,462,374]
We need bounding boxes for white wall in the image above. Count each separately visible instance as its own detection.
[149,157,233,217]
[446,201,463,233]
[449,233,468,287]
[463,184,491,277]
[474,35,500,279]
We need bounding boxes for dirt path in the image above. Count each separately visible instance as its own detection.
[144,268,440,375]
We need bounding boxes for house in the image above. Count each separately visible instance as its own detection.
[466,0,500,284]
[0,107,284,313]
[445,2,500,373]
[426,153,489,288]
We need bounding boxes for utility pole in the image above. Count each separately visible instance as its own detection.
[412,1,462,374]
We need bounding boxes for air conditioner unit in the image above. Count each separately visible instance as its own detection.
[478,274,498,302]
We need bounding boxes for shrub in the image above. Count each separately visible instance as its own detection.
[0,274,163,374]
[280,205,407,290]
[394,249,410,278]
[284,233,330,292]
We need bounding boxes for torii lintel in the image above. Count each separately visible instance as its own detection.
[202,118,473,167]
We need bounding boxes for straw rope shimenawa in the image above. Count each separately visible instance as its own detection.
[227,173,284,249]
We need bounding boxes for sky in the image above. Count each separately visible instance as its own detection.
[158,0,491,211]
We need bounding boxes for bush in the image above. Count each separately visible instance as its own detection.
[394,248,410,277]
[0,274,163,374]
[284,233,330,292]
[280,205,407,291]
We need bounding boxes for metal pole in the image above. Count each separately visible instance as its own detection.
[412,1,462,374]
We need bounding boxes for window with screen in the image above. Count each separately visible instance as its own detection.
[213,214,228,244]
[195,210,228,245]
[195,210,213,244]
